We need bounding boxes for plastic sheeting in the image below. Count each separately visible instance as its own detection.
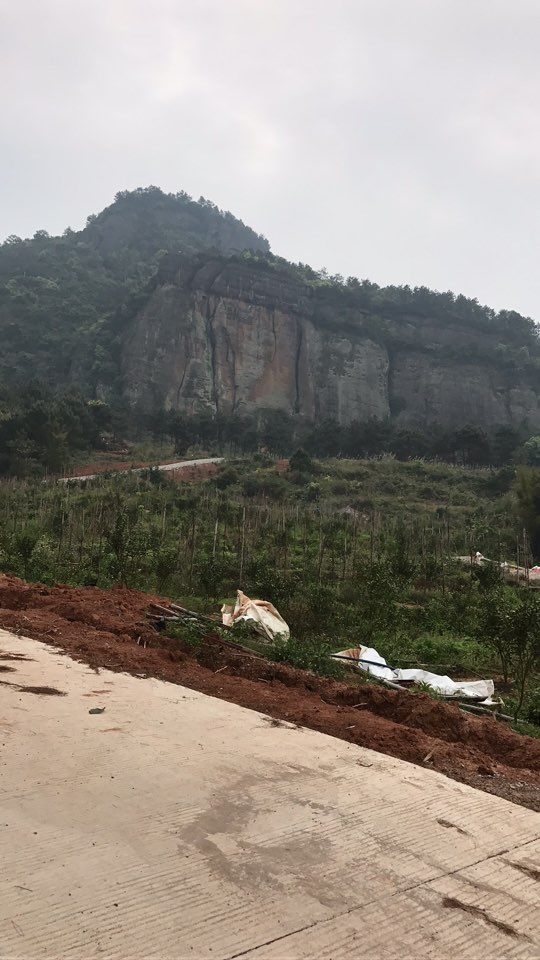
[221,590,290,643]
[456,553,540,584]
[333,645,495,702]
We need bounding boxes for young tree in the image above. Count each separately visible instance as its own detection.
[521,436,540,466]
[511,594,540,718]
[477,587,518,683]
[516,467,540,558]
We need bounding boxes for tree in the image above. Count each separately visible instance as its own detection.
[304,419,342,457]
[452,425,491,466]
[168,412,192,456]
[491,425,521,466]
[521,436,540,466]
[288,448,314,473]
[259,409,294,455]
[511,594,540,718]
[516,467,540,558]
[477,587,518,683]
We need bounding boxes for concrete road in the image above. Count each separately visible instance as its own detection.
[60,457,223,482]
[1,630,539,959]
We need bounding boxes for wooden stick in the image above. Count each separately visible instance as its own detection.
[170,602,232,628]
[149,602,182,618]
[458,703,514,722]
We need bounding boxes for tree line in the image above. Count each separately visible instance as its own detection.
[146,405,532,469]
[0,385,111,476]
[1,383,539,478]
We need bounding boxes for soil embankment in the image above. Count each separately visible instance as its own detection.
[0,573,539,810]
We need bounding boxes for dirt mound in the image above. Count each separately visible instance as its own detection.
[0,573,539,810]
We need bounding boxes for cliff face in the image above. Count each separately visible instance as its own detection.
[121,256,540,429]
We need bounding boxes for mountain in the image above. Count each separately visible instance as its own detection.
[1,186,539,435]
[120,251,540,431]
[0,187,269,386]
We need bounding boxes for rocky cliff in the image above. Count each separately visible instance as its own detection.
[2,186,538,433]
[121,254,540,429]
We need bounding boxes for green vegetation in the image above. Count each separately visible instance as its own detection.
[0,186,268,389]
[1,185,538,444]
[3,186,540,740]
[0,385,112,477]
[1,454,540,727]
[231,250,540,369]
[0,387,533,480]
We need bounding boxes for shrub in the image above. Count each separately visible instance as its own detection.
[269,635,345,677]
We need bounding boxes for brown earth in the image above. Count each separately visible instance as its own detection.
[168,462,218,482]
[1,574,540,811]
[70,455,183,477]
[70,457,218,483]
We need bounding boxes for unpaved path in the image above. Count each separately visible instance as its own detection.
[61,456,223,481]
[1,629,540,958]
[0,575,540,811]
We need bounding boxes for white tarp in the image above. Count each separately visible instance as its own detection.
[333,645,495,702]
[455,553,540,584]
[221,590,290,643]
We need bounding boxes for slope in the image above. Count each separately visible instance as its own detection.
[0,574,539,811]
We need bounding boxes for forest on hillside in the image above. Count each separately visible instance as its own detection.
[0,187,269,387]
[1,384,540,478]
[1,186,539,394]
[1,186,540,477]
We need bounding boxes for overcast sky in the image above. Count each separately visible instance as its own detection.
[1,0,539,317]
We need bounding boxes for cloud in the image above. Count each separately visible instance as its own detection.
[1,0,539,316]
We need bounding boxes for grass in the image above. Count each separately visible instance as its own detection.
[0,452,538,734]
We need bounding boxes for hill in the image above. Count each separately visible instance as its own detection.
[0,186,540,474]
[0,186,269,386]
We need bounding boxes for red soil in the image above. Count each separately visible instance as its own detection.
[0,574,539,811]
[70,456,183,477]
[69,458,217,483]
[168,463,218,482]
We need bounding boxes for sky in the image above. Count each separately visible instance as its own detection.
[1,0,539,318]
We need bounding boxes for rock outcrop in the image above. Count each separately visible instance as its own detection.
[121,255,540,429]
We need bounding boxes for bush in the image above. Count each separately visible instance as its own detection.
[288,449,315,474]
[215,466,240,490]
[269,635,345,677]
[525,691,540,726]
[166,621,203,649]
[242,473,288,500]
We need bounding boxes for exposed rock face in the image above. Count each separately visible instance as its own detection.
[121,256,540,429]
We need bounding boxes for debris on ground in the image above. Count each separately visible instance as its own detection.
[333,645,496,703]
[221,590,290,642]
[0,573,539,811]
[456,551,540,586]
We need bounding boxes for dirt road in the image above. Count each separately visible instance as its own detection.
[61,456,223,481]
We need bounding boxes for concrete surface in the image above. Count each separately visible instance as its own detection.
[0,629,539,960]
[60,457,223,482]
